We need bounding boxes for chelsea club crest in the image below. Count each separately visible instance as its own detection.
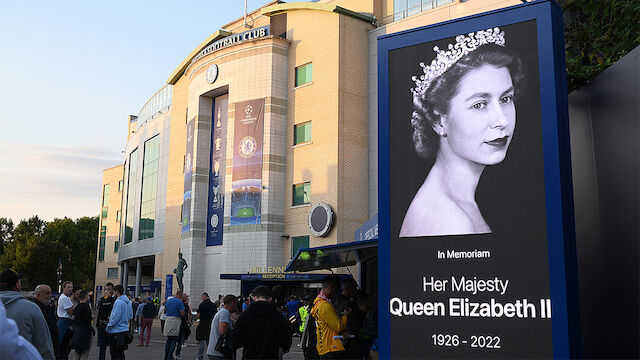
[239,136,257,158]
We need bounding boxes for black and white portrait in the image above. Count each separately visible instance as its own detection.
[386,19,555,358]
[390,21,545,238]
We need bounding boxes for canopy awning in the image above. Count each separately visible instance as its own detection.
[219,273,352,281]
[285,239,378,272]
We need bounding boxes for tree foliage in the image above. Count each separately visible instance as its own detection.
[0,216,98,292]
[561,0,640,92]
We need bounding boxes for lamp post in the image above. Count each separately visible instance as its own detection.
[57,257,63,293]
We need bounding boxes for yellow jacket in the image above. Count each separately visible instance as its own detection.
[311,296,347,355]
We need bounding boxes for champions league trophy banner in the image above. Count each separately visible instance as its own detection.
[230,98,265,225]
[377,1,580,358]
[207,94,228,246]
[182,118,195,233]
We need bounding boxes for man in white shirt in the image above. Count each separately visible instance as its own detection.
[56,281,75,345]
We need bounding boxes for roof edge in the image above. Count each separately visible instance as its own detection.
[166,29,231,85]
[261,2,375,24]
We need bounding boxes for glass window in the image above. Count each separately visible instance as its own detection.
[139,136,160,240]
[292,182,311,206]
[98,228,106,261]
[294,122,312,145]
[101,184,109,218]
[118,180,124,192]
[292,235,310,258]
[393,0,453,21]
[124,148,139,244]
[102,184,110,206]
[114,241,120,253]
[295,63,313,87]
[116,210,121,222]
[107,267,118,278]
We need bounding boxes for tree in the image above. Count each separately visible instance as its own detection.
[0,218,13,256]
[561,0,640,92]
[0,215,98,292]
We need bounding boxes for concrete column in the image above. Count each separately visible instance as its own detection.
[120,263,124,285]
[123,261,129,294]
[135,258,142,298]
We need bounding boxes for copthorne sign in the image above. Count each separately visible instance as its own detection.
[191,25,270,64]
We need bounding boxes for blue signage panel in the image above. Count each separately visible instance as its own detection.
[207,95,228,246]
[355,214,378,241]
[377,1,579,358]
[165,274,173,299]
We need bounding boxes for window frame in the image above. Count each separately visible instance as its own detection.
[295,62,313,87]
[291,235,310,258]
[292,182,311,206]
[293,121,312,146]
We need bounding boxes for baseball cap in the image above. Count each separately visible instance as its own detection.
[0,269,23,290]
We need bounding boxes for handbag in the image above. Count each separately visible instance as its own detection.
[125,320,135,345]
[215,331,233,355]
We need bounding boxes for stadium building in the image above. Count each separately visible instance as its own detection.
[94,0,522,301]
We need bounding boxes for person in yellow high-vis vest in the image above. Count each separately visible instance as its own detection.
[298,296,311,334]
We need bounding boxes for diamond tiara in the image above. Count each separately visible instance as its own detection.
[410,27,506,97]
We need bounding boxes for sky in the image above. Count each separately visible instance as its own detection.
[0,0,279,224]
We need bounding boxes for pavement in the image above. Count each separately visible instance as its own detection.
[85,321,305,360]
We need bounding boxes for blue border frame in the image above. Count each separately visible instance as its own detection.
[377,1,579,358]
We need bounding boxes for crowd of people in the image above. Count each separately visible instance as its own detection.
[0,268,378,360]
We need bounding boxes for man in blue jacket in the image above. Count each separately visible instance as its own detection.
[106,285,132,360]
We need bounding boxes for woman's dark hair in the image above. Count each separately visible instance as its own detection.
[411,44,524,158]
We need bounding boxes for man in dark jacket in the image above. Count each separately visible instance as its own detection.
[30,284,60,359]
[232,285,291,359]
[96,282,115,360]
[195,292,216,360]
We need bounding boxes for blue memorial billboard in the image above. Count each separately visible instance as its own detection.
[377,1,579,358]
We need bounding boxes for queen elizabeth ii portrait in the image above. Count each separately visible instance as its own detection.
[395,27,528,237]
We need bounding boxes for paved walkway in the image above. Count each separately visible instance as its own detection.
[85,321,304,360]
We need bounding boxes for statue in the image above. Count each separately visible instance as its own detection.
[173,252,188,292]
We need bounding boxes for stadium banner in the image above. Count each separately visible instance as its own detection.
[182,118,195,233]
[230,98,265,225]
[207,94,229,246]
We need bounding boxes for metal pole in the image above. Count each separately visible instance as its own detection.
[57,258,62,293]
[244,0,247,28]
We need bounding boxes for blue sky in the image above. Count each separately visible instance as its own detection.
[0,0,276,223]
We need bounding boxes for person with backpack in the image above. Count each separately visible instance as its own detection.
[139,297,157,347]
[300,295,319,360]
